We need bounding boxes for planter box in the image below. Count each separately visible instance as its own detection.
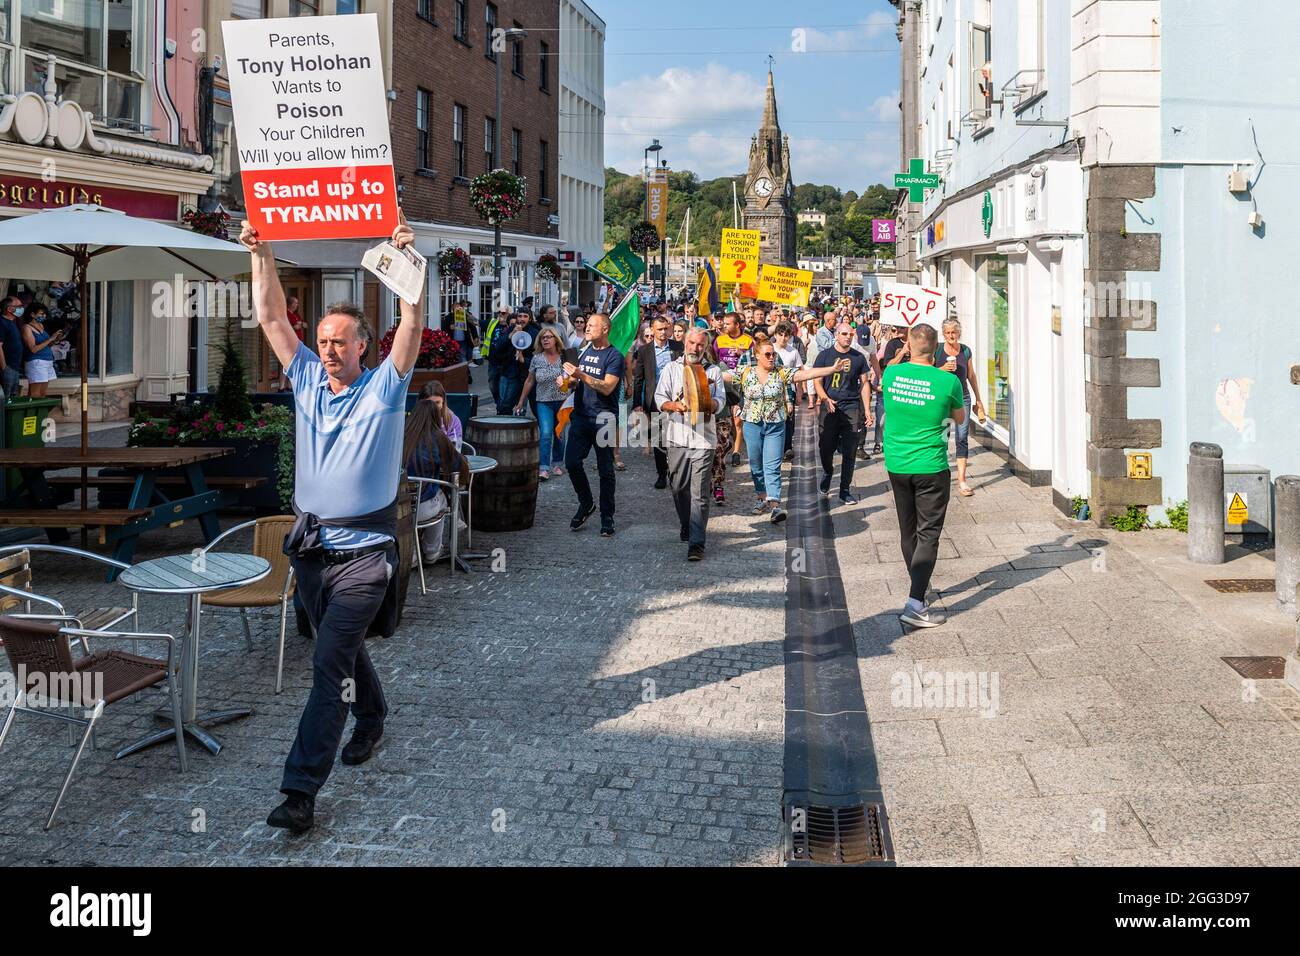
[409,362,469,394]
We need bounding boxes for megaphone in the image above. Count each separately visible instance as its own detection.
[510,330,533,351]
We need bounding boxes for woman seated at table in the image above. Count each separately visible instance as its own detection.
[418,380,463,450]
[403,399,469,561]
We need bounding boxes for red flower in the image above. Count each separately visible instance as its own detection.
[214,422,225,432]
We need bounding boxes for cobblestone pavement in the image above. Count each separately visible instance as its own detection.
[832,444,1300,867]
[0,413,788,866]
[5,398,1300,866]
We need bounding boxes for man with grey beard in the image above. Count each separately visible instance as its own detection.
[655,328,725,561]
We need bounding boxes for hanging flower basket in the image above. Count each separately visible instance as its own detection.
[469,169,527,224]
[182,206,230,239]
[535,254,562,283]
[437,246,475,286]
[628,220,659,254]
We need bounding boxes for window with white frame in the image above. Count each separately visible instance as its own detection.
[452,102,466,178]
[8,0,147,124]
[415,87,431,170]
[484,115,495,171]
[230,0,265,20]
[1016,0,1045,99]
[969,22,992,126]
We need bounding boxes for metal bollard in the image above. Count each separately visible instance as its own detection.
[1275,475,1300,614]
[1187,442,1225,565]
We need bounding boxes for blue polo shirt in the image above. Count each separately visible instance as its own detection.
[285,342,412,550]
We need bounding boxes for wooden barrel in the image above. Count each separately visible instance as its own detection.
[394,479,415,617]
[465,415,539,532]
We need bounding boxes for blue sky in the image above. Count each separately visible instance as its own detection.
[596,0,901,192]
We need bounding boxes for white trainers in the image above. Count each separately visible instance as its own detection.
[900,604,947,628]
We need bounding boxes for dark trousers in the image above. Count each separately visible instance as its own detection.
[281,546,393,798]
[819,404,864,494]
[651,415,669,481]
[565,415,616,521]
[888,470,952,603]
[666,446,711,546]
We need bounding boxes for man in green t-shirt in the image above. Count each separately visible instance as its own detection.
[882,323,966,628]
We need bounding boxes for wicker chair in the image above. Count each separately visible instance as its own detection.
[0,615,185,830]
[0,545,140,643]
[197,516,296,694]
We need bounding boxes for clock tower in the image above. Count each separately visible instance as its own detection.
[742,68,796,269]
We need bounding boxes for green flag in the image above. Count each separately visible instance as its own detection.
[608,289,640,357]
[591,241,645,291]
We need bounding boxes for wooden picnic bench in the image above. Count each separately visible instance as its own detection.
[0,447,236,578]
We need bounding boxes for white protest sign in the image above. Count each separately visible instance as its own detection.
[221,14,398,241]
[879,281,946,328]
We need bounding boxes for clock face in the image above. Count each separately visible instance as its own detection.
[753,177,773,198]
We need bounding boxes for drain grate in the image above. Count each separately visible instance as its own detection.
[1221,656,1286,680]
[786,803,892,865]
[1205,579,1276,593]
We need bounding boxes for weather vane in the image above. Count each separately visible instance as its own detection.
[767,53,775,71]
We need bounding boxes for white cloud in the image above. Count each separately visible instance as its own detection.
[792,134,897,193]
[604,64,765,179]
[870,90,901,122]
[801,11,896,52]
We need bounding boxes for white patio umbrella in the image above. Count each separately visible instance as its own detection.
[0,204,256,526]
[0,203,254,455]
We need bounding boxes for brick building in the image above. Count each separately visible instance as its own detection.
[391,0,561,325]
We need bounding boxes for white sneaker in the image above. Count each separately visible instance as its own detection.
[900,604,947,628]
[538,469,550,481]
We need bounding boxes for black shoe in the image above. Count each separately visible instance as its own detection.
[340,724,383,766]
[856,448,871,461]
[680,525,689,542]
[730,452,741,466]
[771,506,788,523]
[839,491,860,505]
[267,791,314,834]
[570,503,597,531]
[654,476,668,490]
[600,522,616,537]
[687,544,705,561]
[819,474,832,496]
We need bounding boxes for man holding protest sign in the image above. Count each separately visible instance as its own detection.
[241,210,423,833]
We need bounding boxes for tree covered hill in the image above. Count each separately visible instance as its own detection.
[603,167,897,260]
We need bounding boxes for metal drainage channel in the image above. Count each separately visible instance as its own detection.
[781,405,894,866]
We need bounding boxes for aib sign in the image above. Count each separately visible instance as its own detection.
[871,219,896,243]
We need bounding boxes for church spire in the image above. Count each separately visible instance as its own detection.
[761,66,780,133]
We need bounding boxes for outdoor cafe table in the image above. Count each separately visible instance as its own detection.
[115,552,270,758]
[0,447,233,576]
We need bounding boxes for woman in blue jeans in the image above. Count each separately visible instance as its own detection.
[514,325,568,480]
[732,341,847,523]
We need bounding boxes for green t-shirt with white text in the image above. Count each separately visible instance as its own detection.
[882,362,965,474]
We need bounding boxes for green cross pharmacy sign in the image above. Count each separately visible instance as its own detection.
[981,190,994,238]
[894,158,940,204]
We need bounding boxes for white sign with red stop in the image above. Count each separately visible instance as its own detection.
[879,281,946,328]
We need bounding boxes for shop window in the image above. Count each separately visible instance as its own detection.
[977,255,1010,429]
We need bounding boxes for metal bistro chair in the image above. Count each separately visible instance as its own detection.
[458,440,478,548]
[0,545,141,644]
[410,473,462,591]
[0,615,185,830]
[197,516,296,694]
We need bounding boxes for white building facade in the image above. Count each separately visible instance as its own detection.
[558,0,605,308]
[903,0,1089,512]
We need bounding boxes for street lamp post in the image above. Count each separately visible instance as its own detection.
[643,139,661,298]
[493,27,527,315]
[658,159,668,302]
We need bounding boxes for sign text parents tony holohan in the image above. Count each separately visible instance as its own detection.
[222,15,399,241]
